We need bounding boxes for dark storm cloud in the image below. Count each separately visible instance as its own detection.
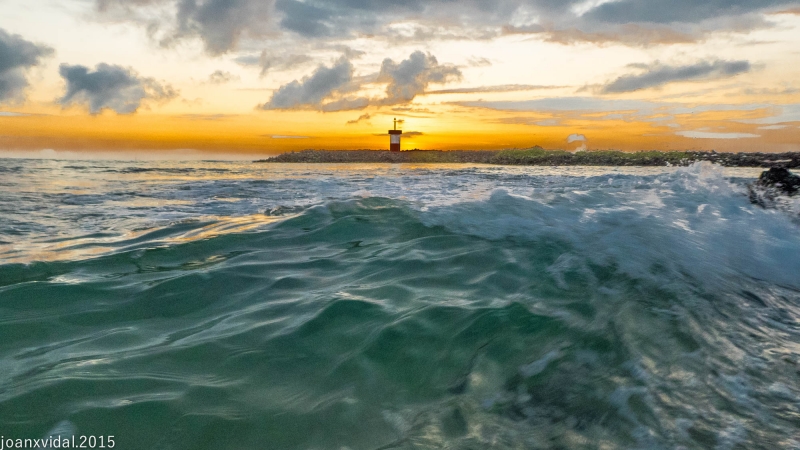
[0,29,53,102]
[59,63,178,114]
[260,57,354,109]
[95,0,798,52]
[601,60,751,93]
[378,51,461,104]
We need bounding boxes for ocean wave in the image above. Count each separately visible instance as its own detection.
[1,161,799,449]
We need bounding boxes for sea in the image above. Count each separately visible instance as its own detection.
[1,159,799,449]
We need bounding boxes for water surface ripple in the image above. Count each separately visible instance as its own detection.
[1,160,799,449]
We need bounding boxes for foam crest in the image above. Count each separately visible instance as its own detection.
[418,163,800,290]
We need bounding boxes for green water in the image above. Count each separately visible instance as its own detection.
[1,161,799,449]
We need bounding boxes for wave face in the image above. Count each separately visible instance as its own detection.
[1,160,800,449]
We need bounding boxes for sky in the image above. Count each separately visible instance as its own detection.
[1,0,799,157]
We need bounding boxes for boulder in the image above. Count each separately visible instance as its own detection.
[749,167,800,207]
[756,167,800,195]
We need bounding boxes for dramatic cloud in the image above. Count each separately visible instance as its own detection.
[59,63,178,114]
[97,0,275,55]
[261,51,460,111]
[260,57,354,109]
[601,60,751,93]
[0,29,53,102]
[96,0,796,52]
[584,0,789,25]
[275,0,336,37]
[179,0,273,54]
[378,51,461,105]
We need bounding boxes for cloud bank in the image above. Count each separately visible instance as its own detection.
[0,29,53,102]
[601,60,751,93]
[583,0,788,25]
[93,0,795,53]
[378,51,461,105]
[260,57,354,110]
[59,63,178,114]
[261,51,461,111]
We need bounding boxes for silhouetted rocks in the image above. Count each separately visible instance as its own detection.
[756,168,800,195]
[257,149,800,168]
[749,167,800,207]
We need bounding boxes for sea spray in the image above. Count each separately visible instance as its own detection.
[1,159,799,449]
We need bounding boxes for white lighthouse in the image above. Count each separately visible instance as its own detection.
[389,118,402,152]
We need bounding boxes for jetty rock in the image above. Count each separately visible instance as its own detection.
[749,167,800,207]
[756,167,800,194]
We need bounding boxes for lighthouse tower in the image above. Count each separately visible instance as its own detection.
[388,118,402,152]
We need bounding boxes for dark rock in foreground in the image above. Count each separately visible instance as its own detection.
[755,167,800,195]
[256,148,800,168]
[749,167,800,208]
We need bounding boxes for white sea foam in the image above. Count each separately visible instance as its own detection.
[417,162,800,290]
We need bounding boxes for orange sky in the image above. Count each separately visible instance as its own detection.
[1,1,799,157]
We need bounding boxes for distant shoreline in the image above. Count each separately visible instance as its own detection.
[256,148,800,168]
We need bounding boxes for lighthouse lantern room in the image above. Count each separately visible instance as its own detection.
[388,118,402,152]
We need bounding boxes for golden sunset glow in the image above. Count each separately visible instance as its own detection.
[1,1,799,157]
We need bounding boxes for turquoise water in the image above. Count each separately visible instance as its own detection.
[1,160,799,449]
